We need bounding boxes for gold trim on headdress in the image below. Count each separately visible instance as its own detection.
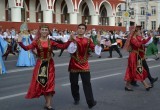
[40,25,49,29]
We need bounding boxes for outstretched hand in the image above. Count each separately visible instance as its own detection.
[69,31,76,42]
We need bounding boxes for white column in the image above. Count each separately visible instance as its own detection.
[157,1,160,28]
[55,13,61,23]
[109,16,115,26]
[69,13,77,24]
[91,15,99,25]
[43,10,53,23]
[11,7,21,22]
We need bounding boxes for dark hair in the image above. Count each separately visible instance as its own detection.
[78,23,87,30]
[109,30,114,35]
[39,24,49,29]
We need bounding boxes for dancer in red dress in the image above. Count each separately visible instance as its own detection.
[124,28,152,91]
[18,25,71,110]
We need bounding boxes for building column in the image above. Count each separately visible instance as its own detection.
[109,16,115,26]
[69,13,78,24]
[11,7,21,22]
[55,13,61,23]
[43,10,53,23]
[157,1,160,28]
[91,15,99,25]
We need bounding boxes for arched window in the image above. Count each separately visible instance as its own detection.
[82,3,90,24]
[61,4,69,24]
[100,5,108,25]
[36,2,43,22]
[5,0,11,21]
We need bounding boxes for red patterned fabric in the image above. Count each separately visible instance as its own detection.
[19,40,70,98]
[124,36,151,81]
[68,37,95,72]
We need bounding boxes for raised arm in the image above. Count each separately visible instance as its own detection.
[137,36,151,44]
[131,36,151,48]
[51,40,71,49]
[18,40,36,51]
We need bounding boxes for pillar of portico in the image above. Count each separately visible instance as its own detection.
[11,7,21,22]
[91,15,99,25]
[157,1,160,28]
[109,16,115,26]
[43,10,53,23]
[69,13,78,24]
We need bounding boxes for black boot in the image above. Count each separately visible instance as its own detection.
[119,53,123,58]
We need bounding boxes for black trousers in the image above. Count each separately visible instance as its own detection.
[109,45,122,57]
[142,59,153,82]
[69,72,95,105]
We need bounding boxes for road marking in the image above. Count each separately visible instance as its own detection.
[6,55,156,74]
[0,58,159,100]
[0,73,122,100]
[6,56,129,74]
[61,73,122,87]
[0,92,27,100]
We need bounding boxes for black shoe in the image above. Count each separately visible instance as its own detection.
[88,101,97,109]
[74,100,79,105]
[125,87,133,91]
[44,106,55,110]
[119,56,123,58]
[130,82,139,87]
[98,56,101,58]
[108,56,112,58]
[151,77,158,85]
[155,57,159,60]
[146,87,151,91]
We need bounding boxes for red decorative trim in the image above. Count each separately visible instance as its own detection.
[19,3,21,6]
[16,3,18,6]
[48,6,50,9]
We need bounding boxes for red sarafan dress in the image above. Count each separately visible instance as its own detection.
[19,39,70,99]
[124,36,151,81]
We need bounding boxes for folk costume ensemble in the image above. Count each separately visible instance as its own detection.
[124,36,151,81]
[18,39,71,99]
[17,34,36,66]
[68,36,96,106]
[0,37,8,74]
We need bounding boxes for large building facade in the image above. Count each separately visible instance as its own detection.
[130,0,160,30]
[0,0,126,26]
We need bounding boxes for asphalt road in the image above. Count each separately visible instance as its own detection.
[0,48,160,110]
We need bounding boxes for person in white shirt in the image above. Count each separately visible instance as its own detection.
[107,30,122,58]
[58,31,69,57]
